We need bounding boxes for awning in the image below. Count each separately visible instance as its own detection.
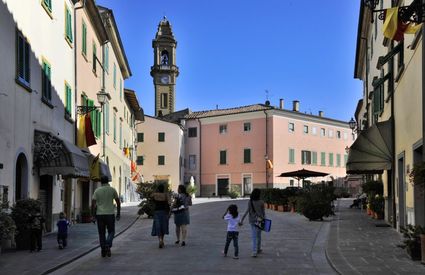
[34,130,90,178]
[346,120,392,174]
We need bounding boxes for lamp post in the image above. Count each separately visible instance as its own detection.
[349,117,359,134]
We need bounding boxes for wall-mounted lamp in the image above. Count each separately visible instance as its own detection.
[348,117,360,134]
[345,146,350,154]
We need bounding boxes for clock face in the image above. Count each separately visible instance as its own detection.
[160,75,169,84]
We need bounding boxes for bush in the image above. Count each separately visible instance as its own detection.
[228,185,240,199]
[361,180,383,196]
[400,224,425,260]
[297,184,335,221]
[0,212,16,240]
[186,185,196,196]
[11,198,42,249]
[136,182,170,218]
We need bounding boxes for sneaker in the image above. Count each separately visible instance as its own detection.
[175,240,180,244]
[181,241,186,247]
[106,247,111,257]
[251,252,257,257]
[159,241,164,248]
[101,249,107,257]
[233,256,239,259]
[257,249,263,254]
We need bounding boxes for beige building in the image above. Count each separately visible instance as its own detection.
[0,0,82,231]
[350,0,424,229]
[135,116,184,191]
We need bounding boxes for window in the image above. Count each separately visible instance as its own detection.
[290,180,294,186]
[312,127,317,135]
[119,120,122,149]
[336,131,341,139]
[220,150,227,165]
[65,83,72,116]
[329,129,334,138]
[188,127,197,137]
[92,43,97,73]
[137,133,144,142]
[136,156,144,165]
[288,122,295,133]
[105,102,109,134]
[113,112,116,143]
[244,149,251,163]
[320,128,326,137]
[42,61,52,102]
[160,93,168,108]
[219,124,227,134]
[312,151,317,165]
[336,154,341,167]
[104,44,109,72]
[42,0,52,13]
[303,125,309,134]
[344,154,348,167]
[158,132,165,142]
[301,150,311,165]
[120,79,122,101]
[65,6,73,44]
[329,153,334,167]
[320,152,326,166]
[17,31,30,86]
[113,63,116,89]
[189,155,196,170]
[87,98,101,137]
[289,148,295,164]
[158,155,165,165]
[373,83,384,122]
[82,21,87,56]
[244,122,251,132]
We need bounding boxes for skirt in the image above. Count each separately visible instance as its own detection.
[174,209,190,226]
[151,210,169,236]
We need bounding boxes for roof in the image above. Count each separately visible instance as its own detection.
[184,104,273,119]
[124,89,144,121]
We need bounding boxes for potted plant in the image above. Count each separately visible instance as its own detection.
[11,198,42,250]
[0,211,16,252]
[399,224,425,261]
[80,209,92,223]
[297,184,335,221]
[228,185,240,199]
[288,196,298,213]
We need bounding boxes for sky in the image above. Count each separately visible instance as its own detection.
[96,0,363,122]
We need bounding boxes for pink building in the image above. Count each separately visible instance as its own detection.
[184,101,354,197]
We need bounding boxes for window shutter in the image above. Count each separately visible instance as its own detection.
[24,41,29,82]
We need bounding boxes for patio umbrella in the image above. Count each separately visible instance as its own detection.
[278,168,329,187]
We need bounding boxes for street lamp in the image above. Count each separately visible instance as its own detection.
[363,0,425,24]
[348,117,359,134]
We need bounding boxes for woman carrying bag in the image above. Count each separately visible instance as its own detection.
[240,188,265,257]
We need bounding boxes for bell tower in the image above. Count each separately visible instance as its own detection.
[150,16,179,117]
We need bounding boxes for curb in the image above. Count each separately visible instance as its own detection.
[40,215,141,275]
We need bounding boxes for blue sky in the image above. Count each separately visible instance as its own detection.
[97,0,362,121]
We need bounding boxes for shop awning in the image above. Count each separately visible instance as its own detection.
[34,130,90,178]
[346,120,392,174]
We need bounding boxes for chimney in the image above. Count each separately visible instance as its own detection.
[279,99,284,109]
[319,111,324,117]
[292,100,299,112]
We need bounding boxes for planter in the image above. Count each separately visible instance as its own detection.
[407,241,421,261]
[277,205,284,212]
[290,206,296,213]
[421,234,425,264]
[283,205,290,212]
[264,203,269,209]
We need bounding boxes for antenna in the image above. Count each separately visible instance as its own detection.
[265,89,269,101]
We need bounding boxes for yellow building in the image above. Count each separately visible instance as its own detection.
[350,0,424,229]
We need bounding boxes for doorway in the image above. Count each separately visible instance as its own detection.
[398,155,406,228]
[413,145,424,226]
[217,178,229,196]
[243,175,252,196]
[39,175,53,232]
[15,153,29,201]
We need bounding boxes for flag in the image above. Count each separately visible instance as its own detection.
[85,113,97,147]
[266,159,273,169]
[131,161,137,173]
[77,115,86,148]
[90,154,101,182]
[383,7,422,42]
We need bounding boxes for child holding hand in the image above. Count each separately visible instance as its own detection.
[222,204,240,259]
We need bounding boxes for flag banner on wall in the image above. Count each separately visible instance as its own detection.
[77,115,87,148]
[84,114,97,147]
[90,154,101,181]
[266,159,273,169]
[131,161,137,173]
[383,7,422,41]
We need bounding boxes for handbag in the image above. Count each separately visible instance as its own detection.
[251,200,272,232]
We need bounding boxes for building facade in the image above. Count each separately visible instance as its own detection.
[350,0,424,229]
[184,101,353,197]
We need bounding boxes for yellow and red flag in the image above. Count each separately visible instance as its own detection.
[383,7,422,42]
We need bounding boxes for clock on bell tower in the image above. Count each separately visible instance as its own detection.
[150,16,179,117]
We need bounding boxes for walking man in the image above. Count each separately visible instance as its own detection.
[92,175,121,257]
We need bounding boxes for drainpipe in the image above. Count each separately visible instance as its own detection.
[197,118,202,197]
[389,42,396,228]
[73,0,85,222]
[263,109,269,189]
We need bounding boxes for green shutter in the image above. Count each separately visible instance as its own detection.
[65,7,72,43]
[336,154,341,167]
[82,22,87,55]
[105,102,109,134]
[321,152,326,166]
[329,153,334,167]
[113,63,116,89]
[65,84,72,115]
[312,152,317,165]
[289,148,295,164]
[244,149,250,163]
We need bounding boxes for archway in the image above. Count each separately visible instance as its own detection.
[15,153,28,201]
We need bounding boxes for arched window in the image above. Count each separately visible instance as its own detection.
[160,50,169,65]
[15,153,29,201]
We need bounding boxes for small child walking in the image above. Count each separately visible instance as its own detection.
[57,212,70,249]
[222,204,240,259]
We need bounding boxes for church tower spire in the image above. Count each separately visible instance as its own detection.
[150,16,179,117]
